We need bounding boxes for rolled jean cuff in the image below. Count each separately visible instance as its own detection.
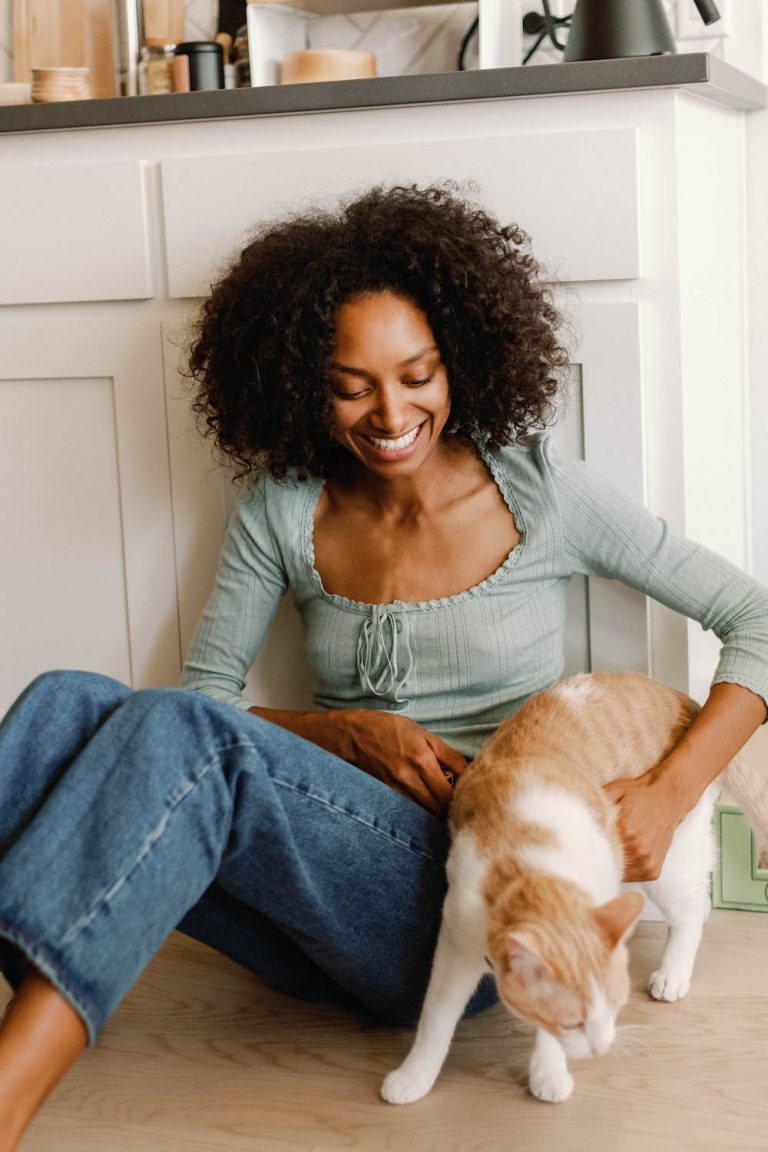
[0,917,99,1046]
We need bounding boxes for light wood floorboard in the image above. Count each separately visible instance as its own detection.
[5,909,768,1152]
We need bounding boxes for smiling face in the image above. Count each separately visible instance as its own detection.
[328,292,452,479]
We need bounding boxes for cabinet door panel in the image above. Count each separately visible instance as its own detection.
[577,301,649,675]
[0,161,152,304]
[0,321,177,714]
[0,376,132,702]
[162,129,639,297]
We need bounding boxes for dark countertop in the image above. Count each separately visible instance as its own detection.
[1,52,764,135]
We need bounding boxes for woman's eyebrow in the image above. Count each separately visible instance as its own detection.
[331,345,439,376]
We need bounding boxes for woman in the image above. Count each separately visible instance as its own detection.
[0,184,766,1150]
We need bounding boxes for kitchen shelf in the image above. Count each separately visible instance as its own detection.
[0,53,764,135]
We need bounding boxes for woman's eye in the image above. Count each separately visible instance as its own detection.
[405,370,436,388]
[332,387,369,400]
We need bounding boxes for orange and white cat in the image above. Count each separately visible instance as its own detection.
[381,672,768,1105]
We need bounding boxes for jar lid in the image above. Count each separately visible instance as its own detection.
[174,41,223,55]
[145,38,177,49]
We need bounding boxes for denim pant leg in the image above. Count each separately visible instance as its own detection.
[0,673,358,1012]
[0,670,497,1047]
[0,670,132,989]
[176,882,367,1013]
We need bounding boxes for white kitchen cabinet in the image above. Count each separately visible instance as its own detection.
[0,161,152,305]
[0,320,178,713]
[0,75,755,715]
[160,128,640,296]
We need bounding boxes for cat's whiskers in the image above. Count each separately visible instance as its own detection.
[611,1021,651,1056]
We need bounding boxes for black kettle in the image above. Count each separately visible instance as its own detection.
[563,0,720,62]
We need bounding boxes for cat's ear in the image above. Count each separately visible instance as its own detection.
[505,932,550,987]
[593,891,644,951]
[504,932,582,1021]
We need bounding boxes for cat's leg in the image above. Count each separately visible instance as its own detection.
[528,1028,573,1103]
[381,917,486,1105]
[644,787,717,1003]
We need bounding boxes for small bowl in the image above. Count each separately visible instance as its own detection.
[280,50,376,85]
[31,67,92,103]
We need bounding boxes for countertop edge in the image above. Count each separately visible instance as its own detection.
[0,52,765,136]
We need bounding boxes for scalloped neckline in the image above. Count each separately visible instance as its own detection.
[304,444,526,612]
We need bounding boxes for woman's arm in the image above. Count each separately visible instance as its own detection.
[548,443,768,880]
[605,681,767,880]
[180,485,288,708]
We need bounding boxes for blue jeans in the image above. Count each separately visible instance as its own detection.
[0,671,497,1045]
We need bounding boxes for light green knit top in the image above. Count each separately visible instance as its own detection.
[180,435,768,758]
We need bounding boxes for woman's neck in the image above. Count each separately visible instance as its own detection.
[334,435,479,518]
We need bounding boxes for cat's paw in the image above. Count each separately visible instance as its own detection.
[648,967,691,1002]
[528,1064,574,1104]
[381,1066,435,1105]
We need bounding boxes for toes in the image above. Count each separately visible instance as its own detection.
[529,1067,574,1103]
[381,1068,433,1105]
[648,968,691,1002]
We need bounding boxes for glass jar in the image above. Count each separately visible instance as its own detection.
[233,24,251,88]
[138,41,177,95]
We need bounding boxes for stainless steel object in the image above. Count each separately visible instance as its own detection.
[112,0,145,96]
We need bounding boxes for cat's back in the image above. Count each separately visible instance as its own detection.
[452,672,698,840]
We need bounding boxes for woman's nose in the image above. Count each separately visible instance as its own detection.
[370,384,409,432]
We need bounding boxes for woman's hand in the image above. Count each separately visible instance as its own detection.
[603,768,686,882]
[248,704,466,813]
[604,683,767,882]
[344,710,468,814]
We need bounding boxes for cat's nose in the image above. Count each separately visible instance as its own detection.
[589,1023,615,1056]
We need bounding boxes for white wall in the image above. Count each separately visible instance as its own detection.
[746,16,768,586]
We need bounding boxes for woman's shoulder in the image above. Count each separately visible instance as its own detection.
[487,432,608,497]
[236,468,318,514]
[481,431,562,496]
[230,468,320,557]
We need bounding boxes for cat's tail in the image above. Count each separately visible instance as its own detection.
[722,754,768,869]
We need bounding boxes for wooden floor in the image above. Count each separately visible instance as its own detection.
[6,910,768,1152]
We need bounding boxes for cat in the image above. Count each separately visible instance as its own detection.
[381,671,768,1105]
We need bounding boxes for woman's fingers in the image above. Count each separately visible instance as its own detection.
[418,760,455,812]
[352,713,467,813]
[424,731,469,778]
[390,771,444,814]
[386,754,452,813]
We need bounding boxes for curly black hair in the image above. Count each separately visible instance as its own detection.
[185,182,568,481]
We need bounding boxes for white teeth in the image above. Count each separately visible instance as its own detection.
[366,425,421,451]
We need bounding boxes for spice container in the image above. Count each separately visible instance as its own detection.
[138,40,177,94]
[173,42,226,91]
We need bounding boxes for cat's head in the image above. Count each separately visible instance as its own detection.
[496,890,644,1059]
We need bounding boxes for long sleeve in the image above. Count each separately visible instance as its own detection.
[180,483,288,709]
[548,446,768,710]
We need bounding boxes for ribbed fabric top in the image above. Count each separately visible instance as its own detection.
[180,435,768,758]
